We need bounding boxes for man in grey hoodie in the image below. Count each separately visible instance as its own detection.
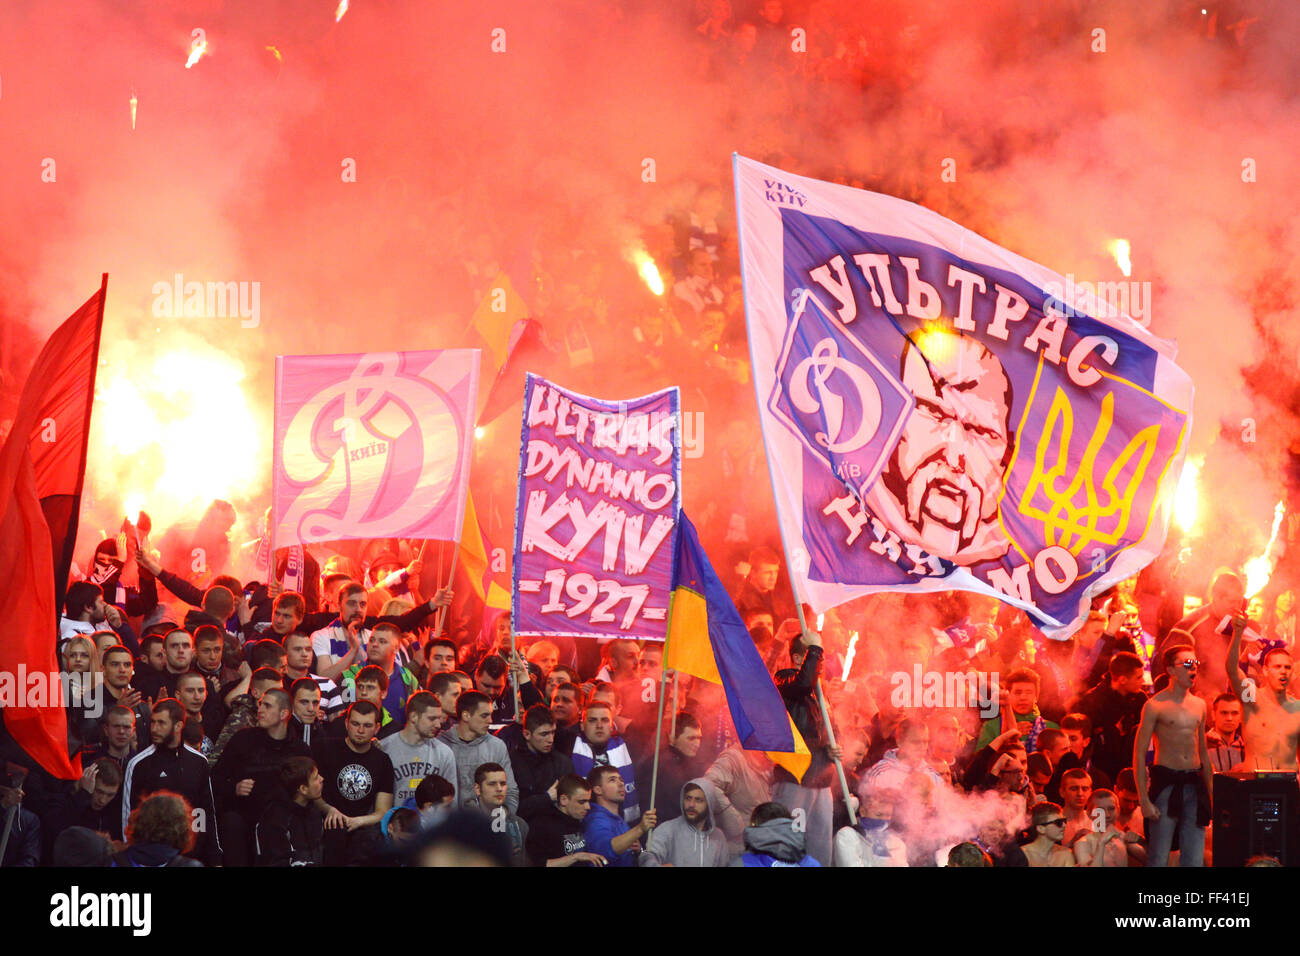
[438,691,519,814]
[640,778,729,867]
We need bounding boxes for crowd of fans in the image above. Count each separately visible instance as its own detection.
[0,2,1283,870]
[0,511,1295,869]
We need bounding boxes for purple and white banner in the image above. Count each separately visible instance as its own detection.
[512,374,681,640]
[734,154,1194,638]
[273,349,479,548]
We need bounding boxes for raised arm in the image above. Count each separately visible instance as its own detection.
[1226,613,1247,700]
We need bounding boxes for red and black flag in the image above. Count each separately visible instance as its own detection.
[0,276,106,779]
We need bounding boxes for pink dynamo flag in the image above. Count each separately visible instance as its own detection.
[273,350,480,548]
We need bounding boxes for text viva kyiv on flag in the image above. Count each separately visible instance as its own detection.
[734,154,1194,637]
[272,349,480,550]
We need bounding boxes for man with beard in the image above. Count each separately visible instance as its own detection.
[640,779,729,867]
[1227,614,1300,770]
[121,699,221,864]
[865,331,1013,566]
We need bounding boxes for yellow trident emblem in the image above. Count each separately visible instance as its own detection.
[1017,386,1162,556]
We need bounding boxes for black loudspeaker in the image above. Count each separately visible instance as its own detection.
[1212,772,1299,867]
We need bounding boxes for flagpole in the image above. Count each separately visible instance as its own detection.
[731,156,855,828]
[508,615,522,724]
[647,637,671,836]
[792,599,857,827]
[669,670,679,740]
[431,542,460,640]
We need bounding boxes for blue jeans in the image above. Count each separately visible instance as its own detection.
[1146,782,1205,867]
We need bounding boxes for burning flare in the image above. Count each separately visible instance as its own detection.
[1245,500,1286,598]
[129,91,138,130]
[627,247,664,296]
[335,0,350,23]
[842,631,858,682]
[94,348,264,527]
[1108,238,1132,278]
[1174,457,1200,534]
[185,39,208,69]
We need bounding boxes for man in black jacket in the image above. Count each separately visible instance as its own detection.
[1071,652,1148,783]
[478,654,543,728]
[524,773,606,867]
[511,705,575,821]
[211,688,311,866]
[122,698,221,864]
[771,627,840,867]
[41,759,125,860]
[255,755,325,866]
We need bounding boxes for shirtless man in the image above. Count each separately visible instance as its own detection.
[1073,789,1139,867]
[1226,613,1300,770]
[1022,801,1075,867]
[1134,645,1213,867]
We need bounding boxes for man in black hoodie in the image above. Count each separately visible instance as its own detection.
[511,705,575,821]
[211,688,310,866]
[771,627,840,867]
[524,773,606,866]
[121,699,221,864]
[255,755,325,866]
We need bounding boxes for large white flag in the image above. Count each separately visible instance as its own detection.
[734,154,1193,637]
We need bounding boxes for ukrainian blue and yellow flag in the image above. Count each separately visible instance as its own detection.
[665,512,811,780]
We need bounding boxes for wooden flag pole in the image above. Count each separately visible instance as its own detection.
[431,542,461,640]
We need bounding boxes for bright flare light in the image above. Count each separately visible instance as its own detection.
[474,426,486,440]
[841,631,858,682]
[185,39,208,69]
[627,247,664,296]
[1245,500,1286,598]
[1108,238,1132,277]
[335,0,350,22]
[1174,457,1201,534]
[129,92,138,130]
[95,349,262,524]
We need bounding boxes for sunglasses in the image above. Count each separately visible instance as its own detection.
[1044,818,1066,827]
[1178,659,1200,670]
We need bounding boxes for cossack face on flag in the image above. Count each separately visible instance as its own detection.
[734,155,1194,637]
[273,350,479,547]
[512,375,681,639]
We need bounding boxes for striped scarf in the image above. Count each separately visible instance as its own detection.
[570,734,640,824]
